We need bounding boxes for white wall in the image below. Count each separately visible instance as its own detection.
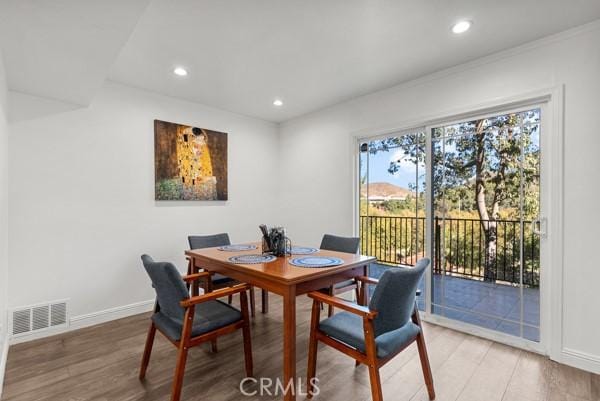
[278,21,600,373]
[7,82,279,327]
[0,49,9,392]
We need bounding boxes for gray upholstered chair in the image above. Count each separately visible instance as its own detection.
[188,233,266,317]
[320,234,360,254]
[307,259,435,401]
[319,234,361,316]
[139,255,253,401]
[187,233,237,288]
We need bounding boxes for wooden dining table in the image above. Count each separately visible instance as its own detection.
[185,243,375,401]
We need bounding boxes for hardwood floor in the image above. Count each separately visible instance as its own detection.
[2,295,599,401]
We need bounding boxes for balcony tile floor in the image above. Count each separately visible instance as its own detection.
[370,263,540,342]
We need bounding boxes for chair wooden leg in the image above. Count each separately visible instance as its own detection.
[327,286,335,317]
[412,306,435,400]
[139,322,156,380]
[364,318,383,401]
[171,345,189,401]
[201,280,216,352]
[228,294,233,305]
[306,299,321,398]
[240,290,254,377]
[171,307,194,401]
[249,287,256,318]
[367,364,383,401]
[261,289,269,314]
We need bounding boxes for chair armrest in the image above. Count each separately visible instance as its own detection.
[356,276,379,285]
[180,284,250,307]
[308,291,378,319]
[181,272,212,283]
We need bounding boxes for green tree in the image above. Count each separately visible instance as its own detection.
[367,110,540,283]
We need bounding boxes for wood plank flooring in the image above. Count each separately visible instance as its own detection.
[2,295,599,401]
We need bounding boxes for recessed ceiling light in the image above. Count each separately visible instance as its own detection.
[173,67,188,76]
[273,99,283,107]
[452,20,472,34]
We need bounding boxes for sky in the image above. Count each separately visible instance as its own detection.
[360,147,424,191]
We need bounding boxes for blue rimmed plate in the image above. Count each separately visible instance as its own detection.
[289,256,344,268]
[228,254,276,264]
[288,246,319,255]
[218,244,258,252]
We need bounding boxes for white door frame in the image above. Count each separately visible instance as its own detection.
[351,86,564,357]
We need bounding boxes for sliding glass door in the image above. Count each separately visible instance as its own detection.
[430,109,541,342]
[358,130,427,309]
[358,107,542,343]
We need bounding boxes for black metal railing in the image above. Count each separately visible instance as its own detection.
[359,215,540,287]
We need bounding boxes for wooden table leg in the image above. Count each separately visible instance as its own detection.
[363,263,370,303]
[261,289,269,314]
[283,286,296,401]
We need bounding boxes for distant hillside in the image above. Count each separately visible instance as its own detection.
[361,182,412,200]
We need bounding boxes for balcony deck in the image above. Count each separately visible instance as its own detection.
[370,263,540,342]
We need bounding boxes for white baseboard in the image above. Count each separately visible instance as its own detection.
[9,299,154,345]
[69,299,154,331]
[557,348,600,375]
[0,331,9,400]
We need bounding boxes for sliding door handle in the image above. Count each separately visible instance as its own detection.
[532,217,547,238]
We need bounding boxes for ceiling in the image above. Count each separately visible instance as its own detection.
[2,1,600,122]
[0,0,152,106]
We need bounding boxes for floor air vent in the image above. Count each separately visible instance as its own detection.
[11,300,68,337]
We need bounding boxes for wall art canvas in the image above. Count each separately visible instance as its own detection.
[154,120,228,200]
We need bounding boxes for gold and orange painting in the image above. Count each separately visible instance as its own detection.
[154,120,228,200]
